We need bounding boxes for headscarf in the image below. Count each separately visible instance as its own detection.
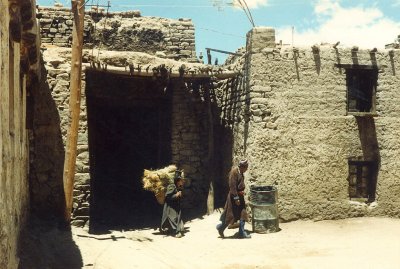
[239,159,248,167]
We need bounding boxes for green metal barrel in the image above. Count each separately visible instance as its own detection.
[249,185,279,233]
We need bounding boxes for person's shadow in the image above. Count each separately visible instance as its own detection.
[152,227,190,237]
[219,230,253,239]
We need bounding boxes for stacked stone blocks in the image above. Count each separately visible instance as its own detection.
[37,5,197,62]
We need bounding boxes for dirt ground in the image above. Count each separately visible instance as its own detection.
[19,212,400,269]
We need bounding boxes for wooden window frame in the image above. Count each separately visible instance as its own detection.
[336,64,378,117]
[348,159,374,200]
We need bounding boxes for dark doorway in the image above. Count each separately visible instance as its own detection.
[86,70,172,231]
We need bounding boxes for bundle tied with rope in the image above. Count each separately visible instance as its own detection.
[142,165,184,204]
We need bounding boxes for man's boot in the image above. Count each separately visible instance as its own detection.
[238,220,251,239]
[216,222,227,238]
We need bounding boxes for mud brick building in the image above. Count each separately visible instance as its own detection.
[0,0,39,268]
[2,5,400,267]
[28,5,400,231]
[223,27,400,221]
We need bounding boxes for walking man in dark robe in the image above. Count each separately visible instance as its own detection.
[217,160,251,239]
[161,170,185,238]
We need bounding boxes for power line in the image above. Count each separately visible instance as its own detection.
[241,0,256,26]
[235,0,255,27]
[198,27,245,39]
[112,4,224,8]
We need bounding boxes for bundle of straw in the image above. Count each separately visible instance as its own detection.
[142,165,178,196]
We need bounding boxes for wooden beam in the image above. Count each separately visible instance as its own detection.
[84,65,239,80]
[334,63,378,70]
[206,47,243,56]
[63,0,85,223]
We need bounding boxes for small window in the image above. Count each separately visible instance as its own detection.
[348,159,374,200]
[345,67,378,116]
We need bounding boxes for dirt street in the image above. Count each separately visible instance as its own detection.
[62,213,400,269]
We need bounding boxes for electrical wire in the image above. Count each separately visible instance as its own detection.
[198,27,245,39]
[236,2,252,25]
[236,0,255,27]
[241,0,256,26]
[112,4,221,8]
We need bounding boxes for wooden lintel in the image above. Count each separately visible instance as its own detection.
[206,47,243,56]
[84,65,239,80]
[335,63,378,70]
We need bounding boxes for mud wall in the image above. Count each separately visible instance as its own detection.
[232,27,400,221]
[0,0,36,268]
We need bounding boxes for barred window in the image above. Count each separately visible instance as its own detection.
[348,159,374,200]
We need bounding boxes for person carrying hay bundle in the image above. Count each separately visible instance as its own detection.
[142,165,178,204]
[142,165,186,237]
[160,170,185,238]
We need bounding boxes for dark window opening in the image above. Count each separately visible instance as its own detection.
[348,159,376,201]
[345,67,377,115]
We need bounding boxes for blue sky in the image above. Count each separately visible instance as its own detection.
[37,0,400,62]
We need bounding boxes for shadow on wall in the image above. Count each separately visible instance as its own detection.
[21,54,76,268]
[389,50,396,76]
[210,88,234,209]
[356,116,380,202]
[18,217,83,269]
[207,55,251,210]
[29,55,66,221]
[312,45,321,75]
[162,79,235,221]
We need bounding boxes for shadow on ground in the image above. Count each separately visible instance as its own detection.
[18,216,83,269]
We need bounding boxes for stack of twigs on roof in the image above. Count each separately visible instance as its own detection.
[142,165,178,204]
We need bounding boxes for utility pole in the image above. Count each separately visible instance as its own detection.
[63,0,85,222]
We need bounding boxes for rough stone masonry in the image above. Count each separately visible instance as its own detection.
[37,5,197,61]
[30,4,400,230]
[32,4,230,227]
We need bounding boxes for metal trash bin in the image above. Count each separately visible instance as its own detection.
[249,185,279,233]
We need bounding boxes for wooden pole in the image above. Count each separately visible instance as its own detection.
[63,0,85,222]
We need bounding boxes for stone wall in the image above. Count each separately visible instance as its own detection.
[34,47,233,226]
[36,6,93,47]
[170,81,212,212]
[37,5,197,61]
[28,50,71,219]
[225,27,400,221]
[31,47,89,224]
[0,0,37,268]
